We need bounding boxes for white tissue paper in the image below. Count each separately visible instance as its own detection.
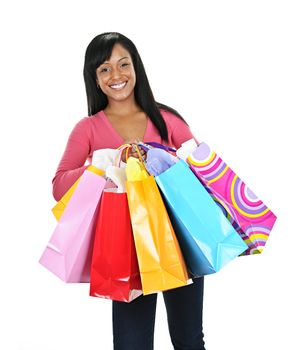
[176,138,198,161]
[105,165,127,193]
[92,148,120,171]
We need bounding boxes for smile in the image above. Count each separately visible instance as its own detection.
[110,81,127,90]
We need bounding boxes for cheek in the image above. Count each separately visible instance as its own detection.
[98,76,110,89]
[130,69,136,85]
[97,79,109,95]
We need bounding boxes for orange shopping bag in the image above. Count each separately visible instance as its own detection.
[125,146,190,295]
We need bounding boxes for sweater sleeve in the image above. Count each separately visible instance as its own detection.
[170,115,200,149]
[52,118,91,201]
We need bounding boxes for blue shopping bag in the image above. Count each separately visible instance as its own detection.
[155,159,248,277]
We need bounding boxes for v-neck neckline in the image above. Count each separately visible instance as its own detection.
[99,109,150,143]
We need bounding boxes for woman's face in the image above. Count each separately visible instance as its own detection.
[96,43,136,104]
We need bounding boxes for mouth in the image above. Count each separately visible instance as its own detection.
[109,81,128,90]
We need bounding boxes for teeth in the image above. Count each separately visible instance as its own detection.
[110,82,127,89]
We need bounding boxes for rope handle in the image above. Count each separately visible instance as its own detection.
[115,144,132,167]
[115,143,146,170]
[146,142,176,152]
[130,143,148,172]
[138,141,176,153]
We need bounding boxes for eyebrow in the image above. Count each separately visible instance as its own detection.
[103,56,129,64]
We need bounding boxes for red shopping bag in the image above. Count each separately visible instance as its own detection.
[89,189,142,302]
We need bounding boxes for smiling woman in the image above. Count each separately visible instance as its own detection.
[95,44,137,105]
[51,32,205,350]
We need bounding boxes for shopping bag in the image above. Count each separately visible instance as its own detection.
[90,190,142,302]
[155,159,248,277]
[187,142,277,255]
[51,178,81,221]
[125,154,190,295]
[90,149,143,302]
[39,167,106,282]
[51,166,104,221]
[51,148,118,220]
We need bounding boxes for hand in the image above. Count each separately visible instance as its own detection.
[121,139,147,163]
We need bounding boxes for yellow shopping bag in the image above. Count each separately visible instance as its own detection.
[125,147,190,295]
[52,165,104,221]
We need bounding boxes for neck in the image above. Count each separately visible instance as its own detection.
[105,94,142,117]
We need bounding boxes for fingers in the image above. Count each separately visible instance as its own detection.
[128,145,146,160]
[129,149,146,160]
[121,140,147,161]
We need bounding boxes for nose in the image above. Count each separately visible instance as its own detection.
[110,66,122,80]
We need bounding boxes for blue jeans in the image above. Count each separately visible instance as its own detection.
[112,277,206,350]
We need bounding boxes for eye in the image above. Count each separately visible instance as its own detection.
[121,63,130,68]
[99,66,111,74]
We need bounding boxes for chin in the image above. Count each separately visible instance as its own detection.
[108,91,135,102]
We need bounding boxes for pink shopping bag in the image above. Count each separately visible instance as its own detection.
[39,167,106,282]
[187,142,277,255]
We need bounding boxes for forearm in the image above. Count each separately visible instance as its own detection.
[52,165,89,201]
[51,118,91,201]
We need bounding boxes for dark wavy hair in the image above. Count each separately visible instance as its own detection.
[83,32,188,142]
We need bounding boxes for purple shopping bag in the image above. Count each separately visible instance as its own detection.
[39,167,106,282]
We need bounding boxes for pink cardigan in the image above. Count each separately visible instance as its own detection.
[52,109,198,201]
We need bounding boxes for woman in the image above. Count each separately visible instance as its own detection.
[52,32,206,350]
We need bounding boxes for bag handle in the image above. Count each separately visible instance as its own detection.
[115,144,132,167]
[138,141,176,153]
[146,142,176,152]
[114,143,146,169]
[130,143,148,172]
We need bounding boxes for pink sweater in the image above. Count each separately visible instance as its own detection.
[52,109,198,201]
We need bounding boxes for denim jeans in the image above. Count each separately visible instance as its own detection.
[112,277,206,350]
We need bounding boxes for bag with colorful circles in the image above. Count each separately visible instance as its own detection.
[186,142,277,255]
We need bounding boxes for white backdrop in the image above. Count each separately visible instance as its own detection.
[1,1,301,349]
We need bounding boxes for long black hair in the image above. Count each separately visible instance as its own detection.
[83,32,188,142]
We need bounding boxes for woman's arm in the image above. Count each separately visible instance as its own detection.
[169,113,200,149]
[52,118,91,201]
